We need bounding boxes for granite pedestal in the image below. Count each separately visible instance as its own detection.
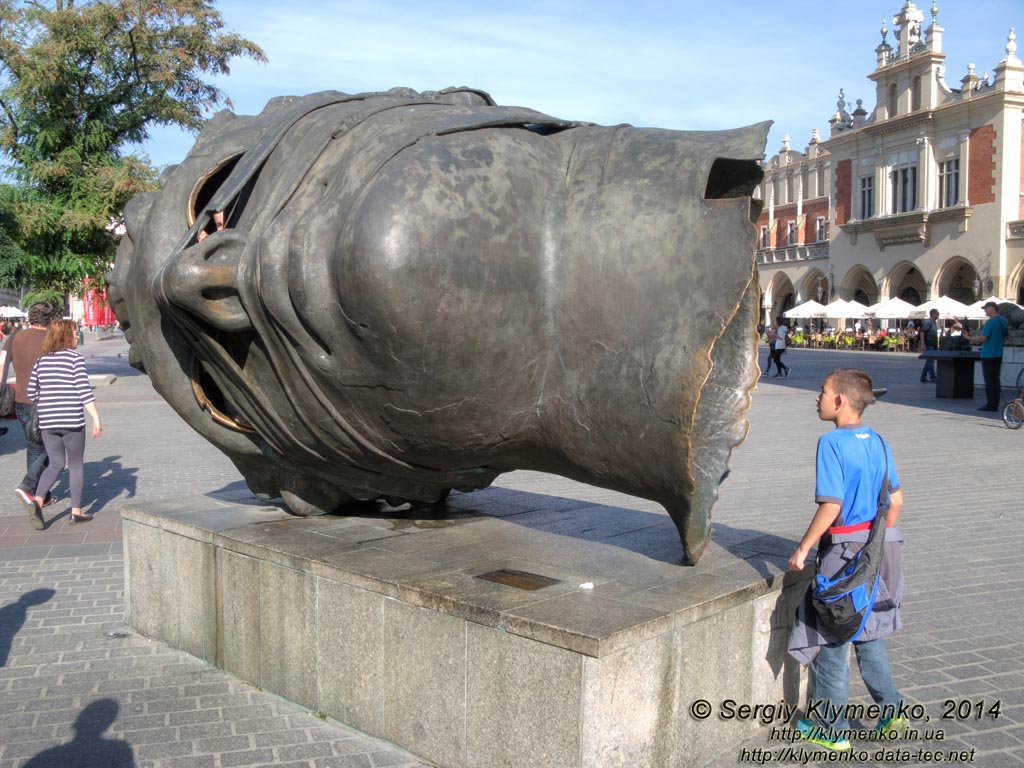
[122,487,810,768]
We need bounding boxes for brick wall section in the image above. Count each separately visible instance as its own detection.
[802,199,830,243]
[754,198,829,247]
[968,124,996,205]
[835,159,852,224]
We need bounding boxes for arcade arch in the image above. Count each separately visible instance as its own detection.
[1007,262,1024,304]
[934,257,978,305]
[840,266,879,306]
[884,261,927,305]
[762,273,795,325]
[799,269,830,305]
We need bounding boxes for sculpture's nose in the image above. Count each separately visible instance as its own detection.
[158,231,252,333]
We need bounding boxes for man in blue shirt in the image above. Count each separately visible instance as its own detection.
[964,301,1009,412]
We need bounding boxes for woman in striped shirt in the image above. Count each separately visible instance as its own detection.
[26,320,103,526]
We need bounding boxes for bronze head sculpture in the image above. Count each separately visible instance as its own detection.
[107,87,768,564]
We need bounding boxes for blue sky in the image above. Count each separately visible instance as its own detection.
[136,0,1022,168]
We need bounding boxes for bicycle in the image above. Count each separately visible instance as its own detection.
[1003,381,1024,429]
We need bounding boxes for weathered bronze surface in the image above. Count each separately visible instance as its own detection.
[107,87,768,563]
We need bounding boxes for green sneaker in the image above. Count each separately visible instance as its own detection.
[796,718,851,751]
[876,716,909,738]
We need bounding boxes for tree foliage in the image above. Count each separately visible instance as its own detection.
[0,0,265,303]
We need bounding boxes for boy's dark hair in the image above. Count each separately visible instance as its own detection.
[27,302,54,326]
[826,368,874,414]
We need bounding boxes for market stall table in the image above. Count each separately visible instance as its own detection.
[918,350,980,398]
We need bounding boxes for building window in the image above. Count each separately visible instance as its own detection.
[938,158,959,208]
[760,226,769,249]
[859,176,875,219]
[816,216,827,242]
[786,221,797,246]
[889,163,918,213]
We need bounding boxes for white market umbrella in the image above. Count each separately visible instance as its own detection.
[844,300,871,317]
[823,298,869,319]
[0,306,25,318]
[908,295,971,319]
[964,296,1019,320]
[866,297,917,319]
[783,300,829,319]
[822,298,855,317]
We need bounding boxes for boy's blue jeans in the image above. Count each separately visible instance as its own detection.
[811,638,902,731]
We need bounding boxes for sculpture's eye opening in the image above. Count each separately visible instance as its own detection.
[522,122,572,136]
[187,154,243,229]
[704,158,765,223]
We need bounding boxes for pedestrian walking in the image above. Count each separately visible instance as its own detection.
[918,308,939,383]
[772,317,790,378]
[23,320,103,528]
[3,302,56,509]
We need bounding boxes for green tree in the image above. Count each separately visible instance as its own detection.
[0,0,265,305]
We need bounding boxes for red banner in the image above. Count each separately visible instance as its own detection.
[82,278,116,327]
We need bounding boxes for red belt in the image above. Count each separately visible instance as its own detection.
[829,520,892,534]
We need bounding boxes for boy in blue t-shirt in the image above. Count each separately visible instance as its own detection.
[787,368,907,751]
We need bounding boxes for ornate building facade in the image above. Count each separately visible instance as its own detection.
[757,2,1024,325]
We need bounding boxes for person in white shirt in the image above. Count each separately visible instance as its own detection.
[771,317,790,378]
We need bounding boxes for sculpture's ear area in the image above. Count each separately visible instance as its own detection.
[160,231,251,332]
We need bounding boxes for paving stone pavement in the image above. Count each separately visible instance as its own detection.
[0,338,1022,767]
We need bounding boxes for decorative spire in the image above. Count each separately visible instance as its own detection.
[830,89,853,134]
[1006,28,1019,63]
[961,62,980,94]
[877,19,893,66]
[782,134,791,152]
[931,3,938,24]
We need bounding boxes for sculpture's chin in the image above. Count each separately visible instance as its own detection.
[683,274,761,562]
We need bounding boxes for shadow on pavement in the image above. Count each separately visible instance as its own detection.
[84,455,138,514]
[22,699,135,767]
[0,588,55,667]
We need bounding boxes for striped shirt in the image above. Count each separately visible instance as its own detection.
[27,349,95,431]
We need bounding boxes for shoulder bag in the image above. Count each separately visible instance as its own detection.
[24,399,40,444]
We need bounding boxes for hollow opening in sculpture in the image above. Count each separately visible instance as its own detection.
[187,153,243,231]
[190,355,256,434]
[704,157,765,222]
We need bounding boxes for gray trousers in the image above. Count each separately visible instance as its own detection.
[36,428,87,509]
